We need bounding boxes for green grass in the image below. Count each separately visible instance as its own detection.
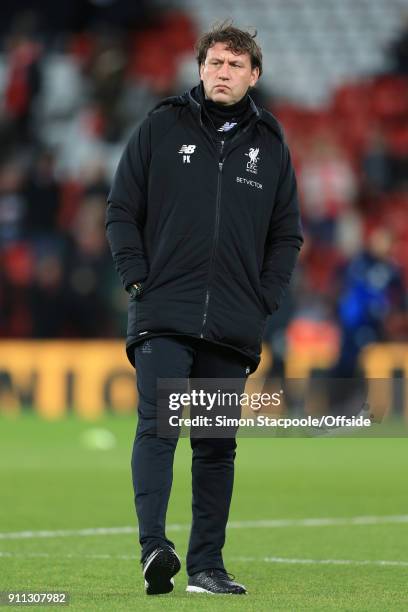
[0,413,408,610]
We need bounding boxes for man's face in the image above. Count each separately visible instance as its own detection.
[200,42,259,106]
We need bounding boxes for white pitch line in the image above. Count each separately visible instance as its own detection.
[233,556,408,567]
[0,514,407,540]
[1,550,408,568]
[0,551,138,560]
[0,526,138,540]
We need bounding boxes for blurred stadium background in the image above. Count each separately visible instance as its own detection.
[1,2,408,608]
[0,0,407,418]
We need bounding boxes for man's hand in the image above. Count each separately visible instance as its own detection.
[127,282,143,299]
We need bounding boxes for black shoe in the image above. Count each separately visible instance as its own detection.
[186,569,247,595]
[143,546,181,595]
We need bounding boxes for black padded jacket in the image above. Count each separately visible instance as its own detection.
[106,84,304,372]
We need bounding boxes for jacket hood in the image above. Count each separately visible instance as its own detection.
[148,93,188,115]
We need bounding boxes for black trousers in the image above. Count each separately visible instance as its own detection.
[132,335,249,576]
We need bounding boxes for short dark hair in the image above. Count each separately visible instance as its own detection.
[195,20,263,77]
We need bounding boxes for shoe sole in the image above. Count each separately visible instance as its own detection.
[186,585,247,595]
[186,586,215,594]
[144,548,181,595]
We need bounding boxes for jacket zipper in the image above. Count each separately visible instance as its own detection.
[200,140,224,338]
[196,111,257,339]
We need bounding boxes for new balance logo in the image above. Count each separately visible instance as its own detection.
[218,121,237,132]
[178,144,196,164]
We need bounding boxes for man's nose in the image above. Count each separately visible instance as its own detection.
[218,62,230,79]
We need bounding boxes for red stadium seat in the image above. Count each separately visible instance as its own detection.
[331,81,372,117]
[384,125,408,157]
[370,76,408,120]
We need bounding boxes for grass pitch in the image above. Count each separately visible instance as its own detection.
[0,413,407,610]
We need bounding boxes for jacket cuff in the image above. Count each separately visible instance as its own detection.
[261,288,281,315]
[121,263,149,290]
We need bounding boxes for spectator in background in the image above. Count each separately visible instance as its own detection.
[299,133,357,244]
[30,250,67,337]
[81,158,111,199]
[86,33,128,143]
[23,149,61,239]
[389,13,408,75]
[331,226,405,377]
[0,242,34,337]
[1,13,42,151]
[0,162,27,245]
[65,193,114,337]
[361,128,393,195]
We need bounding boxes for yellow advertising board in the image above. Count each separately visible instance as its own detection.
[0,341,136,419]
[0,340,407,419]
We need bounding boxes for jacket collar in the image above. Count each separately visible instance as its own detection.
[186,83,260,123]
[148,84,284,143]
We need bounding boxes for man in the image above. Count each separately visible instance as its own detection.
[106,23,303,595]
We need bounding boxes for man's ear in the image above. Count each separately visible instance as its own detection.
[199,63,204,80]
[249,66,260,88]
